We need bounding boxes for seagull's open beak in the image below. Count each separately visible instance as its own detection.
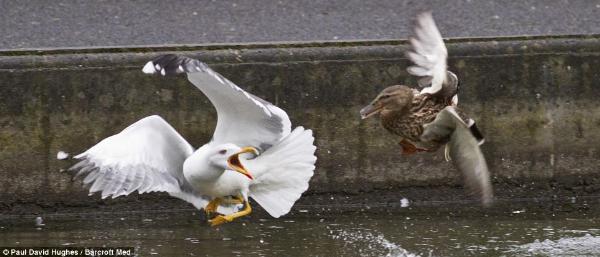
[360,103,382,119]
[227,147,259,180]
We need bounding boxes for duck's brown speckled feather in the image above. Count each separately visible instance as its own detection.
[381,93,449,143]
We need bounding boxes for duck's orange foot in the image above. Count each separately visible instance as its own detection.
[416,148,432,152]
[399,139,418,155]
[401,147,417,155]
[399,139,431,155]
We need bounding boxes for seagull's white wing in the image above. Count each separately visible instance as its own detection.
[406,12,448,95]
[70,115,205,204]
[143,55,291,151]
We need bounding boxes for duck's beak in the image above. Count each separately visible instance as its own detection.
[227,147,259,180]
[360,102,382,119]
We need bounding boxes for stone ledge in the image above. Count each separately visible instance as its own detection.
[1,35,599,212]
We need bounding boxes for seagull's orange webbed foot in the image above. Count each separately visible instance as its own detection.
[221,195,244,205]
[204,198,222,218]
[209,199,252,226]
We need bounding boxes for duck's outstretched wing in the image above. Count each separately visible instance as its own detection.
[143,54,291,151]
[69,116,208,208]
[420,107,493,206]
[406,12,449,96]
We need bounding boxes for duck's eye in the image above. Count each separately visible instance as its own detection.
[380,95,391,100]
[218,150,227,155]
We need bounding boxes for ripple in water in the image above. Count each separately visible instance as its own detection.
[330,228,423,257]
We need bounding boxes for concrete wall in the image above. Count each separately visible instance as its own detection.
[1,35,600,209]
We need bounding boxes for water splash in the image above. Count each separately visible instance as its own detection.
[330,228,423,257]
[510,234,600,256]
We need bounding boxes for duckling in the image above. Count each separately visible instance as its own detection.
[360,12,492,205]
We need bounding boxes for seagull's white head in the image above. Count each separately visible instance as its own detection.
[208,143,259,180]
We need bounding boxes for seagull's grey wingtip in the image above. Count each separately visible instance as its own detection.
[143,54,209,76]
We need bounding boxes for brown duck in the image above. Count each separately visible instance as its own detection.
[360,12,493,206]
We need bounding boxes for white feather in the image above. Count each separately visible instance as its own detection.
[406,12,448,95]
[142,61,156,74]
[71,115,212,206]
[186,67,291,150]
[244,127,317,217]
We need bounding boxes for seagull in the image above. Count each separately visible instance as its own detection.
[359,12,493,206]
[70,54,317,226]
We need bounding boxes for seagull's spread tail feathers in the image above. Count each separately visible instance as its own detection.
[246,127,317,218]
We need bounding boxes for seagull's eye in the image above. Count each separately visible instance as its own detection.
[218,150,227,155]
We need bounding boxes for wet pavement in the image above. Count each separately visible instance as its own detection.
[2,0,600,50]
[2,200,600,257]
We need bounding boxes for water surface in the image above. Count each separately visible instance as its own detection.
[1,203,599,256]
